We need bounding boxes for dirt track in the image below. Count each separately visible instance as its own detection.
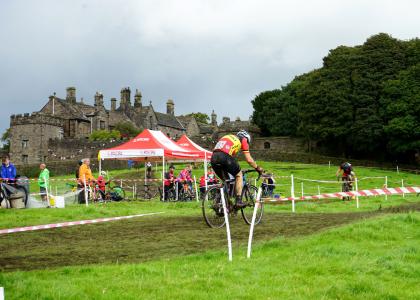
[1,203,418,272]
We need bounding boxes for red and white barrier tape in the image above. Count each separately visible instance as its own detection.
[267,186,420,202]
[0,212,164,235]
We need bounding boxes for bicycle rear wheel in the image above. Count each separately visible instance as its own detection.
[136,186,151,200]
[202,185,226,228]
[241,185,264,225]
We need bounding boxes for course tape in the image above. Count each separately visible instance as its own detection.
[266,186,420,202]
[0,212,165,235]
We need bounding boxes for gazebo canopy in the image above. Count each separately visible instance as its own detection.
[98,129,202,162]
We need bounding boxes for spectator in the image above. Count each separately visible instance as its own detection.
[146,161,153,179]
[75,160,83,179]
[96,171,109,200]
[207,166,218,185]
[262,173,276,197]
[38,163,49,205]
[177,165,192,192]
[1,154,16,184]
[164,165,176,199]
[78,158,95,203]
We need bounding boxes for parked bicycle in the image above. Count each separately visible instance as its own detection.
[136,182,160,200]
[202,169,263,228]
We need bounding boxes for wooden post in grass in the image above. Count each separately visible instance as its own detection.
[247,187,262,258]
[291,174,295,212]
[220,187,232,262]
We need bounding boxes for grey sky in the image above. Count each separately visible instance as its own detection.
[0,0,419,137]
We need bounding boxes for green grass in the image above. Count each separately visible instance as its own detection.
[3,161,417,229]
[1,212,419,299]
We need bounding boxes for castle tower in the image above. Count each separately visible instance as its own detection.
[120,87,131,110]
[134,89,142,111]
[94,92,104,108]
[211,110,217,126]
[66,87,76,104]
[166,99,174,116]
[111,98,117,111]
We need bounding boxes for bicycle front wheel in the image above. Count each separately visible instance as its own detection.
[202,185,226,228]
[241,185,264,225]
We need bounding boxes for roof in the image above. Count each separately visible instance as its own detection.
[155,112,185,130]
[198,123,213,134]
[54,98,90,121]
[176,135,212,158]
[176,115,194,127]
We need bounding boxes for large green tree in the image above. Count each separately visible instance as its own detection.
[251,33,420,162]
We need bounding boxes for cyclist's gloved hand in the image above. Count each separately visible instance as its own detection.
[255,166,264,175]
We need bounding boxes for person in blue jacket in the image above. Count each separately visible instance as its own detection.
[1,155,17,184]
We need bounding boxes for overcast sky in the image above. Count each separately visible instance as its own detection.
[0,0,419,136]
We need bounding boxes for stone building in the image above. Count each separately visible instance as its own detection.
[8,86,261,165]
[9,87,186,164]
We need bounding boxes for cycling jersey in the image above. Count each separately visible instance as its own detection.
[177,169,191,181]
[340,163,353,176]
[213,134,249,157]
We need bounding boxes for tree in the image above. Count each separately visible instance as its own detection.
[184,113,210,124]
[89,130,121,141]
[1,128,10,151]
[114,122,142,139]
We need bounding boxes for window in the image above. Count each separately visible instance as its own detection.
[100,120,105,130]
[22,155,28,164]
[264,142,271,149]
[58,128,64,139]
[21,139,28,149]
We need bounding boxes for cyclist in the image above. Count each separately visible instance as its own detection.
[211,130,263,208]
[336,162,356,182]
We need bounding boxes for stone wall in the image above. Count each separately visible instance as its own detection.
[47,139,122,161]
[252,137,307,152]
[9,113,64,165]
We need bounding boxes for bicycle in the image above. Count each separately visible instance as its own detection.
[136,181,160,200]
[178,180,195,202]
[340,175,353,201]
[202,169,263,228]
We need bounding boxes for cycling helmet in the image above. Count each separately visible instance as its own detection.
[237,130,251,143]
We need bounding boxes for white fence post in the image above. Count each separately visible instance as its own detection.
[355,177,359,208]
[317,185,321,196]
[301,182,304,198]
[385,176,388,201]
[402,179,405,198]
[194,176,199,202]
[247,187,262,259]
[328,161,331,169]
[220,188,232,262]
[291,174,295,212]
[83,175,89,207]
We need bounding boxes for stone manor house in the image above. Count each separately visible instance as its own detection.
[9,87,261,165]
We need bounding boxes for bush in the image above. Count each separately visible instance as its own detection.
[89,130,121,141]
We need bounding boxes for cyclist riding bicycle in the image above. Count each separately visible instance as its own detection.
[336,162,356,181]
[211,130,263,208]
[177,165,193,192]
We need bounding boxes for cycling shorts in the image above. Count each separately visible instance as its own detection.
[210,151,241,181]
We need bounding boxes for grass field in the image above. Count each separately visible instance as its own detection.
[0,161,419,299]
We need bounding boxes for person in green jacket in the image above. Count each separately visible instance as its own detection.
[38,163,49,204]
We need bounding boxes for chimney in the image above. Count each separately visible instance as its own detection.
[120,87,131,109]
[66,87,76,104]
[166,99,174,115]
[111,98,117,111]
[94,92,104,108]
[134,89,142,111]
[222,117,230,124]
[211,110,217,126]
